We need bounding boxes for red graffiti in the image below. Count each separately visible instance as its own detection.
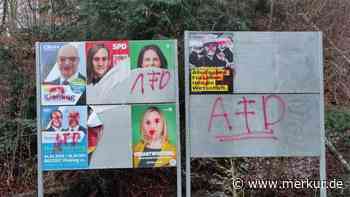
[54,132,81,146]
[131,70,171,94]
[215,133,278,142]
[262,95,286,133]
[235,96,256,133]
[208,95,286,142]
[48,86,65,94]
[131,73,145,94]
[147,71,161,90]
[159,71,170,90]
[208,97,233,132]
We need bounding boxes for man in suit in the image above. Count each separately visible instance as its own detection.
[47,110,63,131]
[48,44,86,105]
[50,44,86,85]
[64,111,87,133]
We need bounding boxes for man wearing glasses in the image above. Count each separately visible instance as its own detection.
[50,44,86,85]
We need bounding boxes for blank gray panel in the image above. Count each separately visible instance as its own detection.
[203,32,321,93]
[89,105,132,169]
[189,94,321,157]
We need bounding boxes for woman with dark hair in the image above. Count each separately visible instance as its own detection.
[137,45,168,69]
[87,44,111,85]
[86,42,130,103]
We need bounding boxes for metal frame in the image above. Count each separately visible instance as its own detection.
[174,39,183,197]
[319,32,327,197]
[36,40,182,197]
[184,31,327,197]
[184,31,191,197]
[36,42,44,197]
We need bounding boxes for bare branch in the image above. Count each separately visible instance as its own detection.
[326,138,350,172]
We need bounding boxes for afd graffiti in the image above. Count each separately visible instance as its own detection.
[131,70,171,94]
[208,95,286,142]
[54,131,84,146]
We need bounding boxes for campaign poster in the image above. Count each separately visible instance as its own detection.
[188,32,235,94]
[129,40,175,70]
[131,104,177,168]
[86,41,131,104]
[41,106,88,170]
[40,42,86,105]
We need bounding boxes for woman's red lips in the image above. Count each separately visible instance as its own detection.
[149,129,155,136]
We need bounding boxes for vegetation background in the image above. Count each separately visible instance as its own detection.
[0,0,349,196]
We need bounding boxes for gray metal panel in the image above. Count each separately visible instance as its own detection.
[190,94,321,157]
[87,67,176,104]
[89,105,133,169]
[234,32,321,93]
[185,31,324,197]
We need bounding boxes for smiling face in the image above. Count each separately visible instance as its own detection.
[141,49,161,68]
[142,110,164,141]
[68,111,80,128]
[57,45,79,79]
[92,48,109,78]
[205,42,217,56]
[51,111,62,128]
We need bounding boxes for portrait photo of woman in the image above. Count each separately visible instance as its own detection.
[86,41,131,104]
[133,105,177,168]
[137,45,168,69]
[87,44,111,85]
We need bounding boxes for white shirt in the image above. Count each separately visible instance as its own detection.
[59,71,80,85]
[67,125,80,131]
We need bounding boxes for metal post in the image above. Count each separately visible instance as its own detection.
[174,39,182,197]
[318,32,327,197]
[184,31,191,197]
[36,42,44,197]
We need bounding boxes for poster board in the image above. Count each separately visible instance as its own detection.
[184,31,325,196]
[36,40,181,196]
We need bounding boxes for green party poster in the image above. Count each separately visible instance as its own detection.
[129,40,175,70]
[131,103,177,168]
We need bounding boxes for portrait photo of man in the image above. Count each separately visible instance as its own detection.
[64,111,87,133]
[49,44,86,85]
[46,110,63,131]
[40,43,87,105]
[41,106,88,170]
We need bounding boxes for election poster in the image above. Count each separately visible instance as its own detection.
[41,106,88,170]
[132,104,177,168]
[86,41,131,104]
[37,40,179,171]
[129,40,175,70]
[86,40,176,104]
[188,32,235,94]
[40,42,86,105]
